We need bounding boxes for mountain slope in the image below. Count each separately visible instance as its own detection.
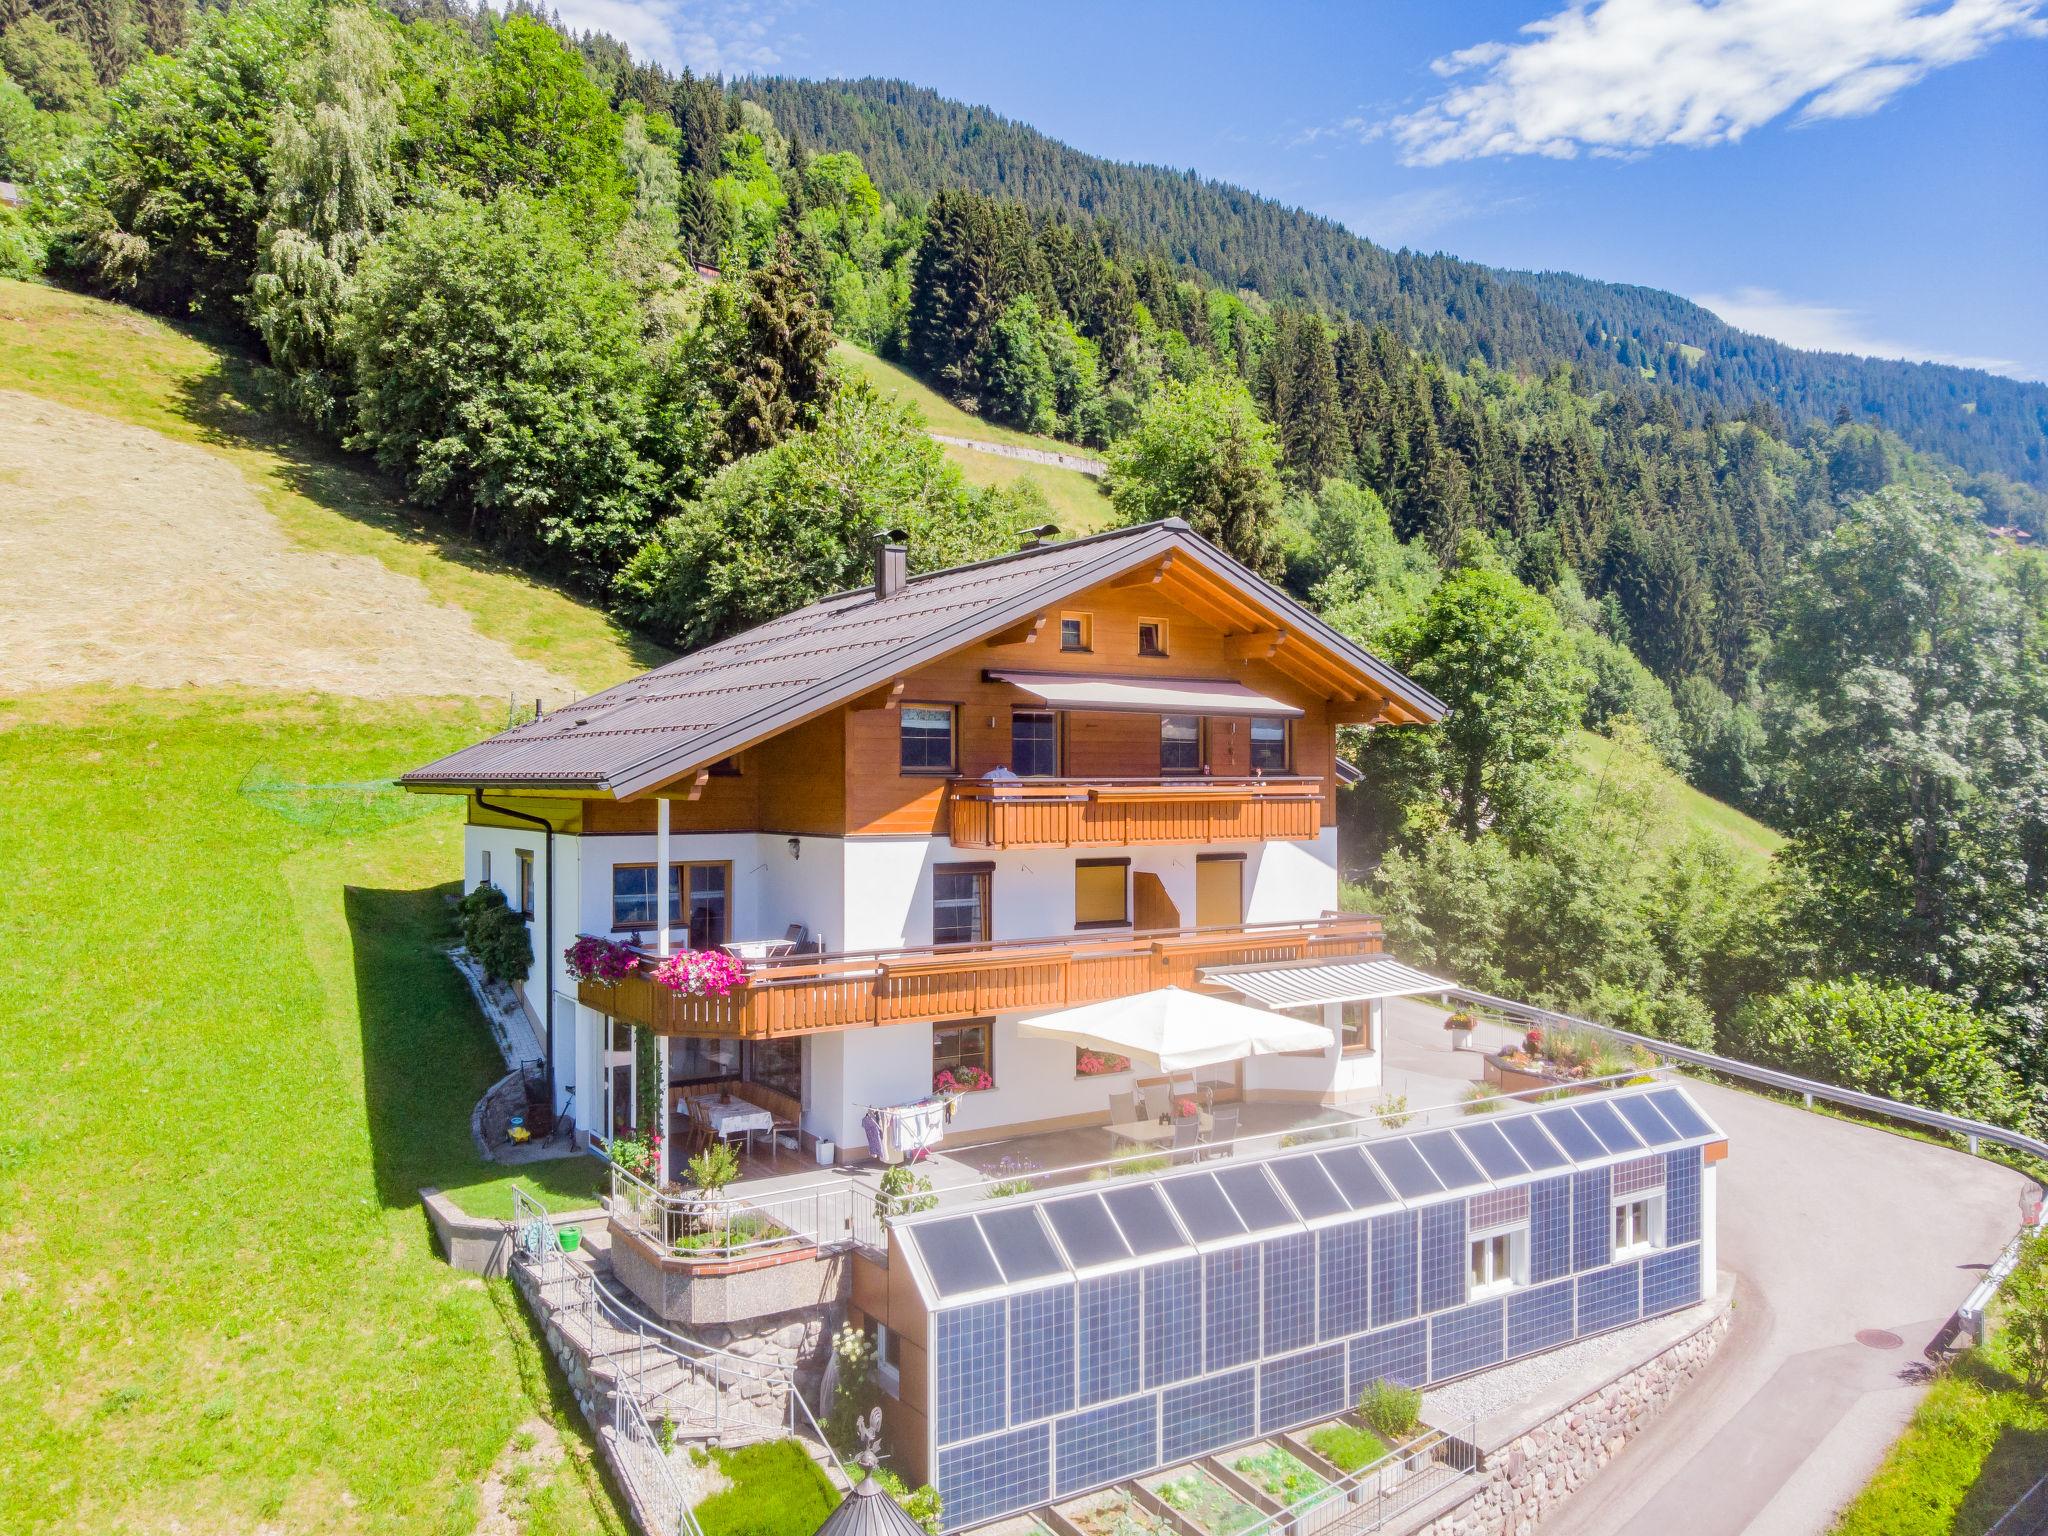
[742,76,2048,489]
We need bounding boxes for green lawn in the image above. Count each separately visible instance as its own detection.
[0,690,633,1535]
[692,1440,841,1536]
[938,439,1116,533]
[1832,1332,2048,1535]
[834,342,1101,456]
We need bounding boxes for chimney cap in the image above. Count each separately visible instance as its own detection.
[1019,522,1061,550]
[878,527,909,546]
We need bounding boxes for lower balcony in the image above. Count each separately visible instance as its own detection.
[947,775,1324,849]
[577,913,1384,1038]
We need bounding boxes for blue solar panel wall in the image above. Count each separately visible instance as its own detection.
[1419,1201,1467,1314]
[1263,1232,1317,1355]
[1010,1285,1074,1424]
[1370,1210,1418,1326]
[936,1300,1008,1445]
[1529,1176,1572,1284]
[1143,1258,1202,1389]
[912,1086,1724,1531]
[1665,1148,1702,1246]
[1079,1273,1141,1406]
[1259,1344,1347,1432]
[935,1424,1050,1530]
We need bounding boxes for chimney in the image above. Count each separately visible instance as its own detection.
[873,528,909,600]
[1019,523,1061,551]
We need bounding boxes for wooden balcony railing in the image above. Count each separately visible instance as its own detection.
[947,775,1325,850]
[579,914,1384,1039]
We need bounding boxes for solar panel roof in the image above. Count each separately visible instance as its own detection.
[897,1085,1724,1309]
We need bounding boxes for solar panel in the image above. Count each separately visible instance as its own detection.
[1411,1129,1486,1189]
[1364,1137,1444,1199]
[978,1205,1066,1283]
[1102,1184,1188,1255]
[1573,1099,1646,1155]
[1269,1155,1349,1220]
[1612,1094,1682,1146]
[1316,1147,1397,1210]
[1648,1088,1716,1141]
[1159,1173,1247,1244]
[917,1215,1004,1297]
[1043,1194,1132,1269]
[1497,1114,1569,1171]
[1453,1121,1530,1181]
[1533,1105,1604,1162]
[1215,1164,1296,1231]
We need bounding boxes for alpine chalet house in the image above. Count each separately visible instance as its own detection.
[402,519,1447,1164]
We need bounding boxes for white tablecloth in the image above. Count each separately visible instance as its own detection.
[695,1100,774,1139]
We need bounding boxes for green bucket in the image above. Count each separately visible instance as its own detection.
[558,1226,583,1253]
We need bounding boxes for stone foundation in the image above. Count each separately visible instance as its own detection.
[1411,1304,1731,1535]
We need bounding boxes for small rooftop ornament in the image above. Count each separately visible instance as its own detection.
[810,1408,926,1536]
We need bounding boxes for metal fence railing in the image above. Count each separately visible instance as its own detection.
[607,1159,869,1259]
[1228,1419,1480,1536]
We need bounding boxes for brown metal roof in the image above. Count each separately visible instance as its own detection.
[401,519,1445,798]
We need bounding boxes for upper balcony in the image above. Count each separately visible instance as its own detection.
[946,775,1325,850]
[578,913,1383,1039]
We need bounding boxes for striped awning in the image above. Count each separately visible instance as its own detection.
[1201,956,1453,1009]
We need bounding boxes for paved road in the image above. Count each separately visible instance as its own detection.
[1539,1079,2034,1536]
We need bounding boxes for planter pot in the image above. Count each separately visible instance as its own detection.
[559,1226,582,1252]
[1447,1027,1474,1052]
[1482,1053,1586,1096]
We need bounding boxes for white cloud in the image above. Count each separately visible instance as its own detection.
[546,0,792,75]
[1695,285,2041,377]
[1391,0,2047,166]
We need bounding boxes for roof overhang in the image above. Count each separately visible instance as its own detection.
[1202,956,1454,1009]
[985,670,1304,718]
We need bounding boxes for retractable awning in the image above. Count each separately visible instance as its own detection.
[1200,956,1453,1009]
[1017,986,1332,1071]
[985,670,1304,718]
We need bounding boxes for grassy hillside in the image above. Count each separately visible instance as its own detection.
[0,281,642,1535]
[1569,728,1783,880]
[833,343,1116,533]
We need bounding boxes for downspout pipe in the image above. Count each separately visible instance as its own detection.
[474,791,558,1119]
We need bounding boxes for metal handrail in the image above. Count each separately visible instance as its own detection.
[607,1158,862,1258]
[1226,1417,1480,1536]
[1442,986,2048,1168]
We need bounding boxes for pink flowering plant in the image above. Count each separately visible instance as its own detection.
[934,1065,994,1094]
[653,948,750,997]
[609,1127,663,1181]
[564,935,639,985]
[1075,1049,1133,1077]
[1174,1098,1198,1118]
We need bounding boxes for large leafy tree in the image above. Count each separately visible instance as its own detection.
[459,14,628,234]
[341,192,656,574]
[1104,374,1282,576]
[1769,489,2048,1067]
[1374,554,1587,841]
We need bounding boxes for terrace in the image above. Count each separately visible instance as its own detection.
[577,913,1386,1039]
[945,776,1325,850]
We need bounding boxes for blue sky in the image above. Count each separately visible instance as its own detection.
[556,0,2048,380]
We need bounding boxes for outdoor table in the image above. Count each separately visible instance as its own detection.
[1109,1112,1213,1149]
[695,1096,774,1155]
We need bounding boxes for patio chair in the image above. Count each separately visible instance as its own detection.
[1141,1081,1174,1121]
[1109,1089,1138,1125]
[783,923,809,953]
[1203,1104,1240,1158]
[1171,1118,1202,1166]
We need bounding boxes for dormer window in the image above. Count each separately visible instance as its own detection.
[1059,613,1092,652]
[1137,620,1167,657]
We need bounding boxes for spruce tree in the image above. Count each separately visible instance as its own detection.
[710,235,834,463]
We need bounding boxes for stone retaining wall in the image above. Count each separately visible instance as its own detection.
[1410,1305,1731,1535]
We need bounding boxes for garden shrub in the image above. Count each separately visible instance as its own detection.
[458,883,531,984]
[1358,1378,1421,1442]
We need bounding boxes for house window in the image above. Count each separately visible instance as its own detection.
[671,1036,740,1085]
[1339,999,1374,1053]
[900,705,957,773]
[612,864,660,929]
[876,1323,904,1396]
[515,850,535,919]
[934,1020,994,1092]
[1613,1194,1662,1256]
[1137,620,1168,658]
[1468,1226,1525,1298]
[1012,709,1060,777]
[1059,612,1092,652]
[676,862,730,947]
[1250,717,1292,773]
[747,1038,802,1101]
[1074,858,1130,928]
[933,863,993,946]
[1160,715,1203,774]
[480,850,493,889]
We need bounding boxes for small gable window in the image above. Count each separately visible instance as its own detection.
[1059,612,1092,652]
[1137,620,1167,657]
[900,705,957,773]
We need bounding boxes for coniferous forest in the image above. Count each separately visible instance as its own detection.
[1,0,2045,1128]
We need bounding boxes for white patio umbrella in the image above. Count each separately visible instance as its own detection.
[1016,986,1332,1073]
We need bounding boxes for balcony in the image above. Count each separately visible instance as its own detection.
[946,775,1324,850]
[578,913,1384,1039]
